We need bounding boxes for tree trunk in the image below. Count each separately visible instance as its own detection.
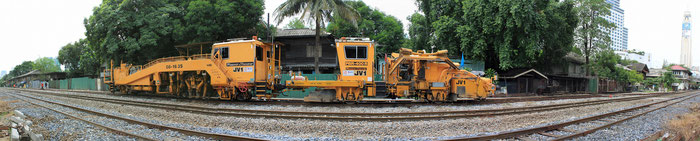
[314,16,321,74]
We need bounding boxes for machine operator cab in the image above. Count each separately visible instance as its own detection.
[210,37,280,100]
[286,37,377,103]
[336,37,375,82]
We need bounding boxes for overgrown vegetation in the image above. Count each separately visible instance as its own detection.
[85,0,266,67]
[326,1,405,54]
[665,103,700,140]
[409,0,578,70]
[591,50,644,84]
[285,18,308,29]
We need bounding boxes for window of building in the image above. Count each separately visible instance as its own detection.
[345,46,367,59]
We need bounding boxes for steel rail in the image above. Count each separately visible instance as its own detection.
[24,88,625,104]
[443,92,697,141]
[17,89,673,121]
[7,94,157,141]
[12,92,266,141]
[551,93,698,140]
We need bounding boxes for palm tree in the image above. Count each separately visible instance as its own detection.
[274,0,359,73]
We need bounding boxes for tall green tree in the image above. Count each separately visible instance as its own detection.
[573,0,615,75]
[8,61,34,77]
[173,0,264,43]
[285,18,308,29]
[406,13,430,51]
[85,0,178,65]
[658,71,678,91]
[58,40,85,73]
[33,57,61,73]
[415,0,464,55]
[2,61,34,86]
[274,0,359,73]
[85,0,265,65]
[58,39,106,77]
[326,1,405,54]
[455,0,577,70]
[591,49,644,84]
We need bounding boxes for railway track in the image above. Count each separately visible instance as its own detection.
[7,93,157,141]
[15,88,678,121]
[444,92,698,141]
[9,92,265,141]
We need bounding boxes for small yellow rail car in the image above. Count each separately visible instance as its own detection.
[104,37,282,100]
[286,37,495,102]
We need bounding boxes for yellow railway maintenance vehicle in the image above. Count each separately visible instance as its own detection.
[103,37,283,101]
[286,37,496,102]
[383,48,495,102]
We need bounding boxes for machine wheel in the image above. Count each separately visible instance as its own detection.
[447,93,458,102]
[109,85,116,94]
[126,86,132,95]
[177,84,188,97]
[119,86,127,94]
[304,89,337,102]
[235,91,252,101]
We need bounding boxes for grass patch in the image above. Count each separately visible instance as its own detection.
[664,103,700,140]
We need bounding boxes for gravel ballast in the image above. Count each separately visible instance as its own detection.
[15,89,685,140]
[575,94,700,141]
[18,88,650,113]
[4,88,696,140]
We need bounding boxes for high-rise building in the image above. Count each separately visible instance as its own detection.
[604,0,628,51]
[681,11,692,67]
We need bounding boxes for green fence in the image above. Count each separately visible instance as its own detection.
[60,79,69,89]
[70,77,97,90]
[588,77,598,93]
[49,80,60,89]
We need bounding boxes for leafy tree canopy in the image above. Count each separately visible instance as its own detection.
[591,49,644,84]
[326,1,406,54]
[33,57,61,73]
[430,0,578,70]
[405,13,430,51]
[573,0,615,75]
[285,18,308,29]
[85,0,265,65]
[58,40,85,72]
[8,61,34,77]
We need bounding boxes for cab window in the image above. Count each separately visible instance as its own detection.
[212,48,220,58]
[345,46,367,59]
[221,47,229,59]
[256,46,263,61]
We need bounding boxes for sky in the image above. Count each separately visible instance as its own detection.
[621,0,699,68]
[0,0,102,73]
[0,0,695,74]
